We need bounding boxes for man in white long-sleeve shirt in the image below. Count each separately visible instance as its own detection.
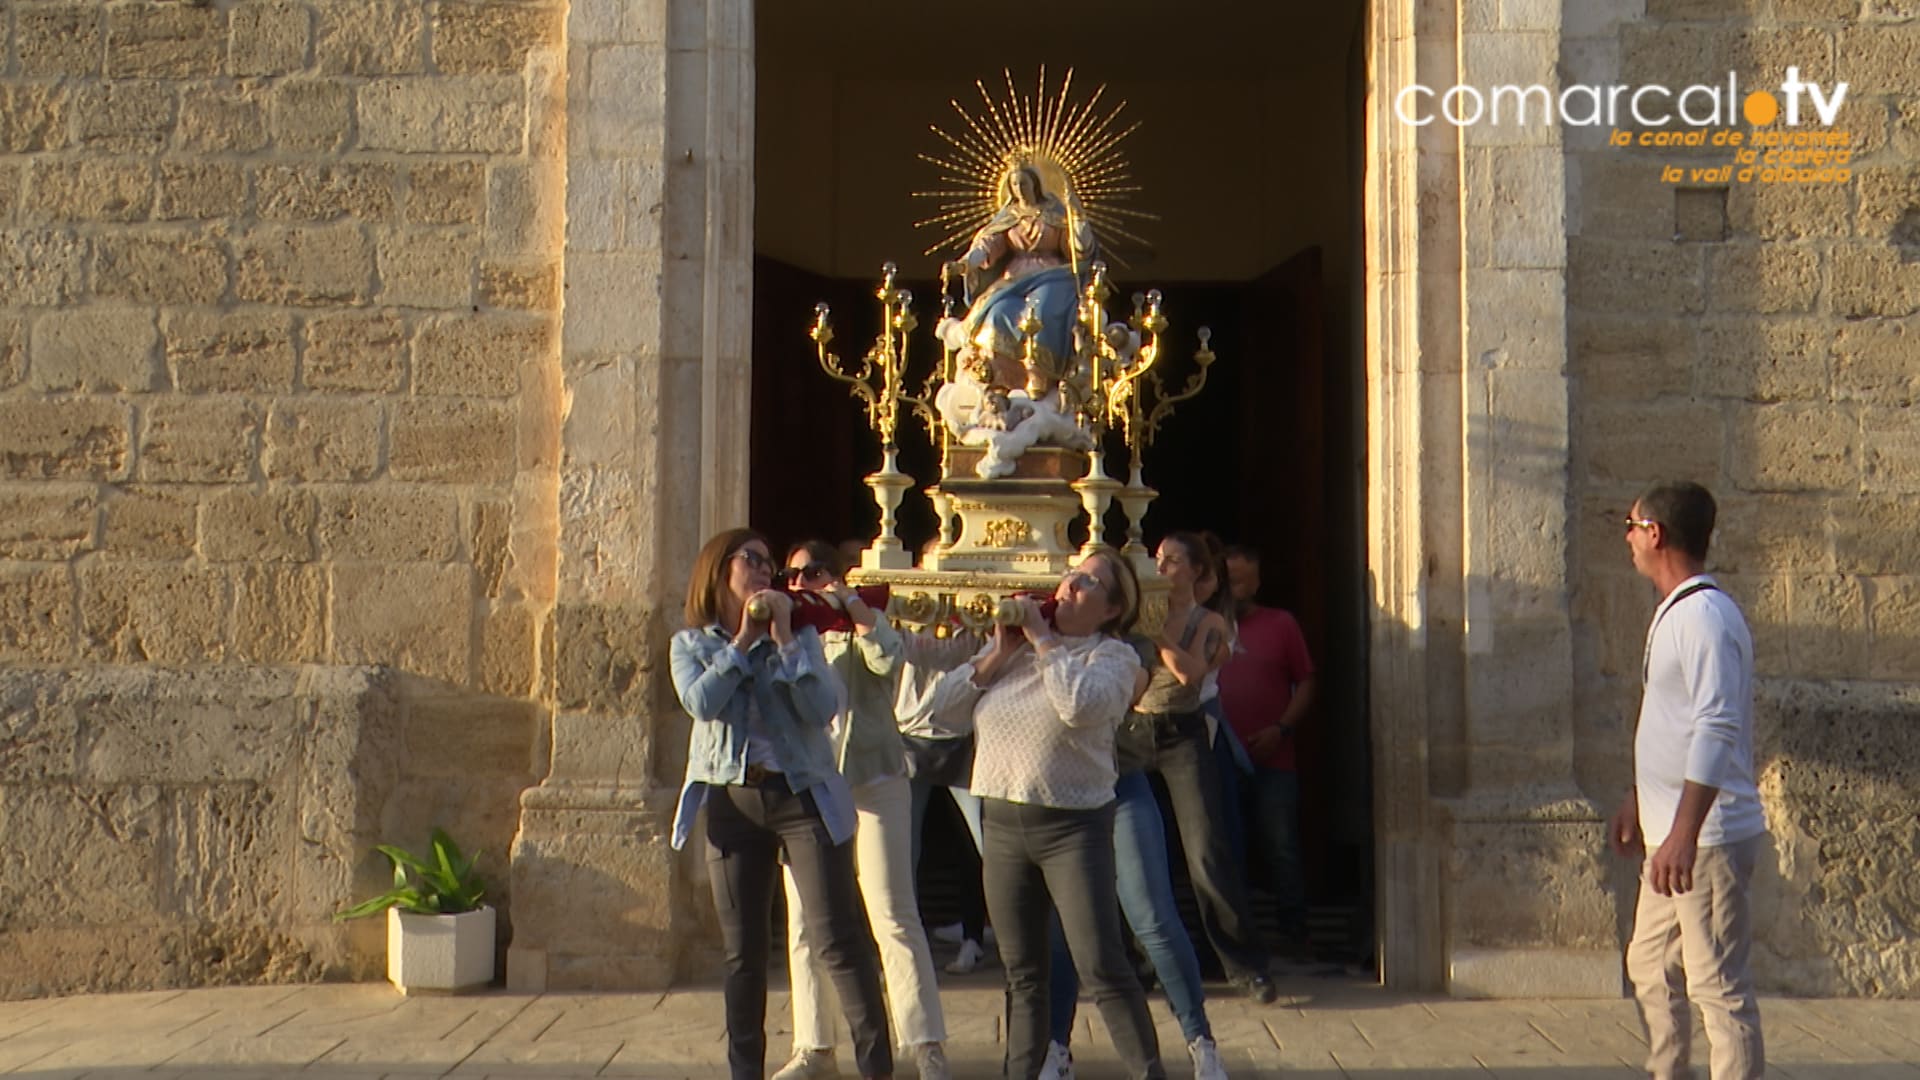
[1608,481,1766,1080]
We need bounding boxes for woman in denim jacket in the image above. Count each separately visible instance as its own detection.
[668,528,894,1080]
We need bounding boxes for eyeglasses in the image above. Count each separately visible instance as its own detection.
[794,564,833,582]
[732,549,772,571]
[1062,570,1111,597]
[1623,516,1658,532]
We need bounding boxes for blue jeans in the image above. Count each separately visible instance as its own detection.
[1204,699,1251,867]
[1048,769,1212,1045]
[1247,767,1306,939]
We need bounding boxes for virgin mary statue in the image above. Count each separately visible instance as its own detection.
[952,164,1097,391]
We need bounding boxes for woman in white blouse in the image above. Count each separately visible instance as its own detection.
[927,545,1166,1080]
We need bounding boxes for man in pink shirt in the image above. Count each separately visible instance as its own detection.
[1217,546,1316,957]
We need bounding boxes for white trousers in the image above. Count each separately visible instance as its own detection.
[785,773,947,1050]
[1626,833,1766,1080]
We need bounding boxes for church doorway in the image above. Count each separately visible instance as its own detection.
[749,0,1374,976]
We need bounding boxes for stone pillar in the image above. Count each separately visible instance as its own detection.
[1366,0,1619,995]
[506,0,754,990]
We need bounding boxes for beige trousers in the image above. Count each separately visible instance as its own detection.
[1625,832,1766,1080]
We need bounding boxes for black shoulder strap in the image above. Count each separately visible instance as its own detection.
[1643,581,1720,684]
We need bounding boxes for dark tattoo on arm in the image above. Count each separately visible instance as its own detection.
[1202,627,1224,667]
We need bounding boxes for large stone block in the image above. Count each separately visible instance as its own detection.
[488,162,563,255]
[1856,166,1920,242]
[264,400,382,483]
[432,3,563,74]
[312,0,424,75]
[357,76,526,155]
[0,84,74,153]
[1867,578,1920,678]
[315,487,458,561]
[1568,313,1693,401]
[177,85,269,153]
[414,313,546,397]
[1787,574,1868,677]
[331,563,474,684]
[0,566,75,662]
[1837,24,1920,97]
[71,83,175,154]
[479,602,538,698]
[78,562,229,663]
[1567,239,1705,316]
[15,4,104,76]
[232,565,326,663]
[0,230,85,306]
[403,693,539,776]
[553,602,656,717]
[24,160,155,224]
[101,485,199,560]
[302,311,408,391]
[479,258,560,311]
[1830,246,1920,318]
[1833,496,1912,574]
[0,161,19,225]
[230,0,311,78]
[1581,401,1724,488]
[1726,180,1851,242]
[0,785,161,926]
[0,484,97,560]
[106,1,225,77]
[469,497,512,597]
[374,230,474,308]
[1705,245,1821,314]
[1730,403,1856,492]
[0,399,131,481]
[155,161,247,221]
[164,784,292,923]
[403,162,485,226]
[93,230,228,305]
[1862,406,1920,493]
[1697,319,1831,402]
[255,163,397,223]
[163,310,297,393]
[137,399,259,484]
[1834,319,1920,406]
[0,315,20,390]
[235,225,373,306]
[269,79,353,154]
[29,308,159,392]
[73,670,302,784]
[576,45,667,159]
[1710,493,1834,575]
[507,799,684,990]
[390,399,515,484]
[201,488,318,563]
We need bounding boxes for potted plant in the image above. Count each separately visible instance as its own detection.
[336,828,495,994]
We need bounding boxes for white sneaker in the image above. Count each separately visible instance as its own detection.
[914,1042,952,1080]
[931,921,967,945]
[944,938,986,974]
[771,1047,840,1080]
[1038,1039,1075,1080]
[1188,1035,1228,1080]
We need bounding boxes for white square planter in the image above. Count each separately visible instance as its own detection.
[386,905,495,994]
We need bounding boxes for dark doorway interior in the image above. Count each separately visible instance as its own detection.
[752,0,1373,972]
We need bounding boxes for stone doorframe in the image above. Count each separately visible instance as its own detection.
[1366,0,1619,995]
[508,0,1612,995]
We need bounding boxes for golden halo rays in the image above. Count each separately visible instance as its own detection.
[914,66,1156,264]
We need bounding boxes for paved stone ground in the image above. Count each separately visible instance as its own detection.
[3,968,1920,1079]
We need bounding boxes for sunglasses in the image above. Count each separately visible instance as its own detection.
[732,548,772,571]
[794,564,834,581]
[1062,570,1111,597]
[1623,516,1658,531]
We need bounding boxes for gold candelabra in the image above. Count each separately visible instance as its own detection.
[810,262,940,569]
[1100,288,1216,560]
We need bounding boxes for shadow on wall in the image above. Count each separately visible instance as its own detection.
[0,666,544,1000]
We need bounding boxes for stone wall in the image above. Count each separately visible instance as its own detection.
[0,0,565,995]
[1567,0,1920,994]
[0,666,541,1000]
